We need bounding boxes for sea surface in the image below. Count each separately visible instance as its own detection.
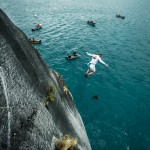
[1,0,150,149]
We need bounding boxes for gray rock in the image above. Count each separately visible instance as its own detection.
[0,9,91,150]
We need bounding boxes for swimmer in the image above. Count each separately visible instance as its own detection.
[85,52,108,78]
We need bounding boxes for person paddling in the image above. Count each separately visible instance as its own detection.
[85,52,108,78]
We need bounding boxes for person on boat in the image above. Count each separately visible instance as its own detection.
[73,52,77,56]
[37,24,41,27]
[88,20,93,24]
[85,52,108,78]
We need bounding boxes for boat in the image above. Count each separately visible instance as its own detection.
[65,52,79,60]
[32,24,42,31]
[116,14,125,19]
[87,20,95,27]
[29,38,41,44]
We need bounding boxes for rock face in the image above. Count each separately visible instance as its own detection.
[0,9,91,150]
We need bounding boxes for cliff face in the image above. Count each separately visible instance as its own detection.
[0,9,91,150]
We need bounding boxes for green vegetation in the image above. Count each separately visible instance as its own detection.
[44,86,55,107]
[55,135,77,150]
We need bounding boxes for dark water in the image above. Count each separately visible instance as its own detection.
[1,0,150,149]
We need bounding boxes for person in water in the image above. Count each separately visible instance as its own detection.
[85,52,108,78]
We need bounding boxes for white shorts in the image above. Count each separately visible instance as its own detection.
[89,64,96,72]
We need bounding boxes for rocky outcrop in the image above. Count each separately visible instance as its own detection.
[0,9,91,150]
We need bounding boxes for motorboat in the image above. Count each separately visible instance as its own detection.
[87,20,95,27]
[29,38,41,44]
[65,52,79,60]
[116,14,125,19]
[32,24,42,31]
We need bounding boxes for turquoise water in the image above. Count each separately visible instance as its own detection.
[1,0,150,149]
